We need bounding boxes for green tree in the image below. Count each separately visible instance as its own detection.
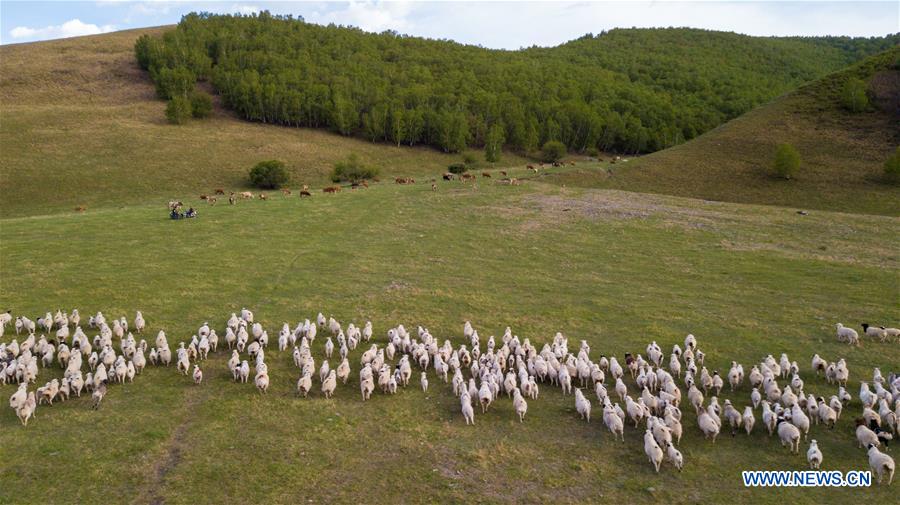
[447,163,468,175]
[331,154,379,183]
[542,140,567,162]
[249,160,289,189]
[165,96,192,124]
[484,123,504,163]
[190,91,213,118]
[772,143,800,179]
[884,146,900,184]
[840,77,869,112]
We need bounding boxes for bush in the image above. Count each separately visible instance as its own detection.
[772,143,800,180]
[884,146,900,184]
[165,96,192,125]
[586,147,600,157]
[249,160,289,189]
[840,77,869,112]
[447,163,468,175]
[542,140,566,162]
[331,154,378,183]
[462,153,478,167]
[191,91,213,118]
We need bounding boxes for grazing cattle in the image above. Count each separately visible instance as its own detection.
[281,189,292,196]
[240,192,253,199]
[258,193,268,201]
[74,206,87,212]
[199,195,209,200]
[443,173,454,181]
[528,166,539,173]
[214,189,225,195]
[460,173,475,181]
[570,161,576,166]
[527,165,535,170]
[431,183,437,191]
[299,190,312,197]
[302,184,309,191]
[228,194,236,205]
[323,186,341,194]
[500,171,507,176]
[207,197,217,205]
[395,177,415,185]
[481,172,492,178]
[361,180,369,188]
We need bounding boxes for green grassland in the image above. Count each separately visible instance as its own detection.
[542,48,900,216]
[1,178,898,504]
[0,28,527,218]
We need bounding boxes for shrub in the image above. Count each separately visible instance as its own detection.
[772,143,800,180]
[331,154,378,183]
[447,163,468,175]
[190,91,213,118]
[884,146,900,184]
[542,140,566,162]
[586,147,600,158]
[165,96,192,125]
[249,160,289,189]
[840,77,869,112]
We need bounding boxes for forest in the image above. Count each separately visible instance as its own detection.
[136,12,899,154]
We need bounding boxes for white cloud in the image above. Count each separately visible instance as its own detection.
[9,19,116,42]
[232,4,261,16]
[307,0,415,33]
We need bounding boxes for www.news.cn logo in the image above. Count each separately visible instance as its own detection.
[742,470,871,487]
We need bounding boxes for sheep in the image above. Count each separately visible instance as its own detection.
[239,361,250,383]
[420,372,428,392]
[192,365,203,385]
[478,380,493,413]
[91,382,107,410]
[653,441,680,473]
[603,401,625,441]
[575,388,591,422]
[513,388,528,422]
[644,429,664,473]
[461,393,475,425]
[777,419,801,454]
[861,323,888,342]
[811,354,827,376]
[322,370,337,398]
[255,371,269,394]
[9,383,27,410]
[723,400,742,436]
[867,444,895,485]
[742,406,755,435]
[297,373,312,397]
[698,410,720,442]
[818,398,837,428]
[807,439,823,469]
[835,323,860,346]
[16,392,36,426]
[790,404,810,440]
[336,358,350,384]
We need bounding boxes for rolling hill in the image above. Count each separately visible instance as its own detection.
[0,28,523,218]
[544,48,900,216]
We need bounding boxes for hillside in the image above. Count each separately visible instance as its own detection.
[544,48,900,216]
[137,13,898,154]
[0,28,523,218]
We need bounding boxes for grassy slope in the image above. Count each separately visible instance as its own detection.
[0,179,898,504]
[543,48,900,216]
[0,28,527,218]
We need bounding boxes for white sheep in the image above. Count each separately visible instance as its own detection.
[644,429,664,473]
[867,444,895,485]
[322,370,336,398]
[513,388,527,422]
[461,393,475,425]
[420,372,428,393]
[835,323,860,346]
[777,419,801,454]
[742,406,755,435]
[665,442,683,471]
[297,373,312,397]
[698,409,720,442]
[255,371,269,394]
[807,439,822,469]
[575,388,591,422]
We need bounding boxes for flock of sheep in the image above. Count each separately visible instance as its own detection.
[1,309,897,484]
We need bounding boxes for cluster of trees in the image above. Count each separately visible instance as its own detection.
[136,12,898,153]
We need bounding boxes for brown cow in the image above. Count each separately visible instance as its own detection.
[214,189,225,195]
[199,194,209,200]
[482,172,492,178]
[323,186,341,194]
[299,190,312,197]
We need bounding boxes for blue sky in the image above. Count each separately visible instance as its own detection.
[1,1,898,48]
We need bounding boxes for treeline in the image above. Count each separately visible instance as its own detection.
[135,12,898,154]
